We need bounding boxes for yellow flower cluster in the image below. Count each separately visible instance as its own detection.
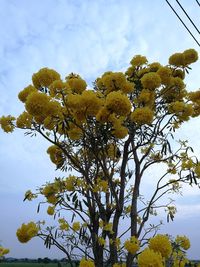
[175,235,190,250]
[98,237,106,246]
[149,234,172,258]
[195,163,200,177]
[157,66,172,85]
[124,236,140,254]
[79,258,95,267]
[0,247,9,257]
[130,55,148,66]
[58,218,69,231]
[47,145,64,166]
[18,85,37,102]
[49,79,70,98]
[97,71,134,95]
[42,183,58,204]
[47,205,55,215]
[72,222,80,231]
[25,92,50,117]
[131,107,154,125]
[141,72,161,90]
[188,90,200,117]
[113,263,126,267]
[24,190,37,201]
[0,115,15,133]
[93,179,108,193]
[169,101,193,121]
[16,222,38,243]
[32,68,60,89]
[138,248,164,267]
[16,112,33,128]
[169,49,198,66]
[66,73,87,94]
[65,175,77,191]
[105,91,131,116]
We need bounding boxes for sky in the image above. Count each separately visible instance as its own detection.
[0,0,200,260]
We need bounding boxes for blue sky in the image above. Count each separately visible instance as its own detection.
[0,0,200,260]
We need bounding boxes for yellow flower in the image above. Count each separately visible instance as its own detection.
[141,72,161,90]
[149,234,172,258]
[112,124,128,139]
[113,263,126,267]
[49,80,70,97]
[98,237,106,246]
[66,73,87,94]
[47,145,64,165]
[67,126,83,140]
[103,222,113,232]
[138,248,164,267]
[175,235,190,250]
[65,175,76,191]
[79,90,103,116]
[0,247,10,257]
[32,68,60,89]
[18,85,37,102]
[157,66,172,85]
[195,163,200,177]
[79,258,95,267]
[59,219,69,231]
[149,62,162,72]
[16,222,38,243]
[47,206,55,216]
[137,89,155,106]
[130,55,148,66]
[16,112,33,128]
[183,49,198,65]
[25,92,50,117]
[0,115,15,133]
[131,107,154,125]
[169,53,185,66]
[124,236,140,254]
[24,190,37,201]
[72,222,80,231]
[105,91,132,116]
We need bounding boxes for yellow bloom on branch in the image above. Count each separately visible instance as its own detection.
[138,248,164,267]
[175,235,190,250]
[124,236,140,254]
[0,247,10,257]
[0,115,15,133]
[149,234,172,258]
[32,68,60,89]
[79,258,95,267]
[72,222,80,231]
[141,72,161,90]
[131,107,154,125]
[105,91,131,116]
[16,222,38,243]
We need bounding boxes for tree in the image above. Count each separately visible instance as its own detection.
[0,49,200,267]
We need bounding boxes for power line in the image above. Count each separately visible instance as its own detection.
[176,0,200,35]
[165,0,200,47]
[196,0,200,8]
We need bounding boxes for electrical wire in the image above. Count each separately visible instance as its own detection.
[176,0,200,34]
[165,0,200,47]
[196,0,200,7]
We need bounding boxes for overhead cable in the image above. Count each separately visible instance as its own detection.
[176,0,200,35]
[165,0,200,47]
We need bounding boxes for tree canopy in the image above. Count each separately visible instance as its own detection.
[1,48,200,267]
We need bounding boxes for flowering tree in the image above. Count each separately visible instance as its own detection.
[1,49,200,267]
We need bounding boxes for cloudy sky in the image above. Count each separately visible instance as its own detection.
[0,0,200,260]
